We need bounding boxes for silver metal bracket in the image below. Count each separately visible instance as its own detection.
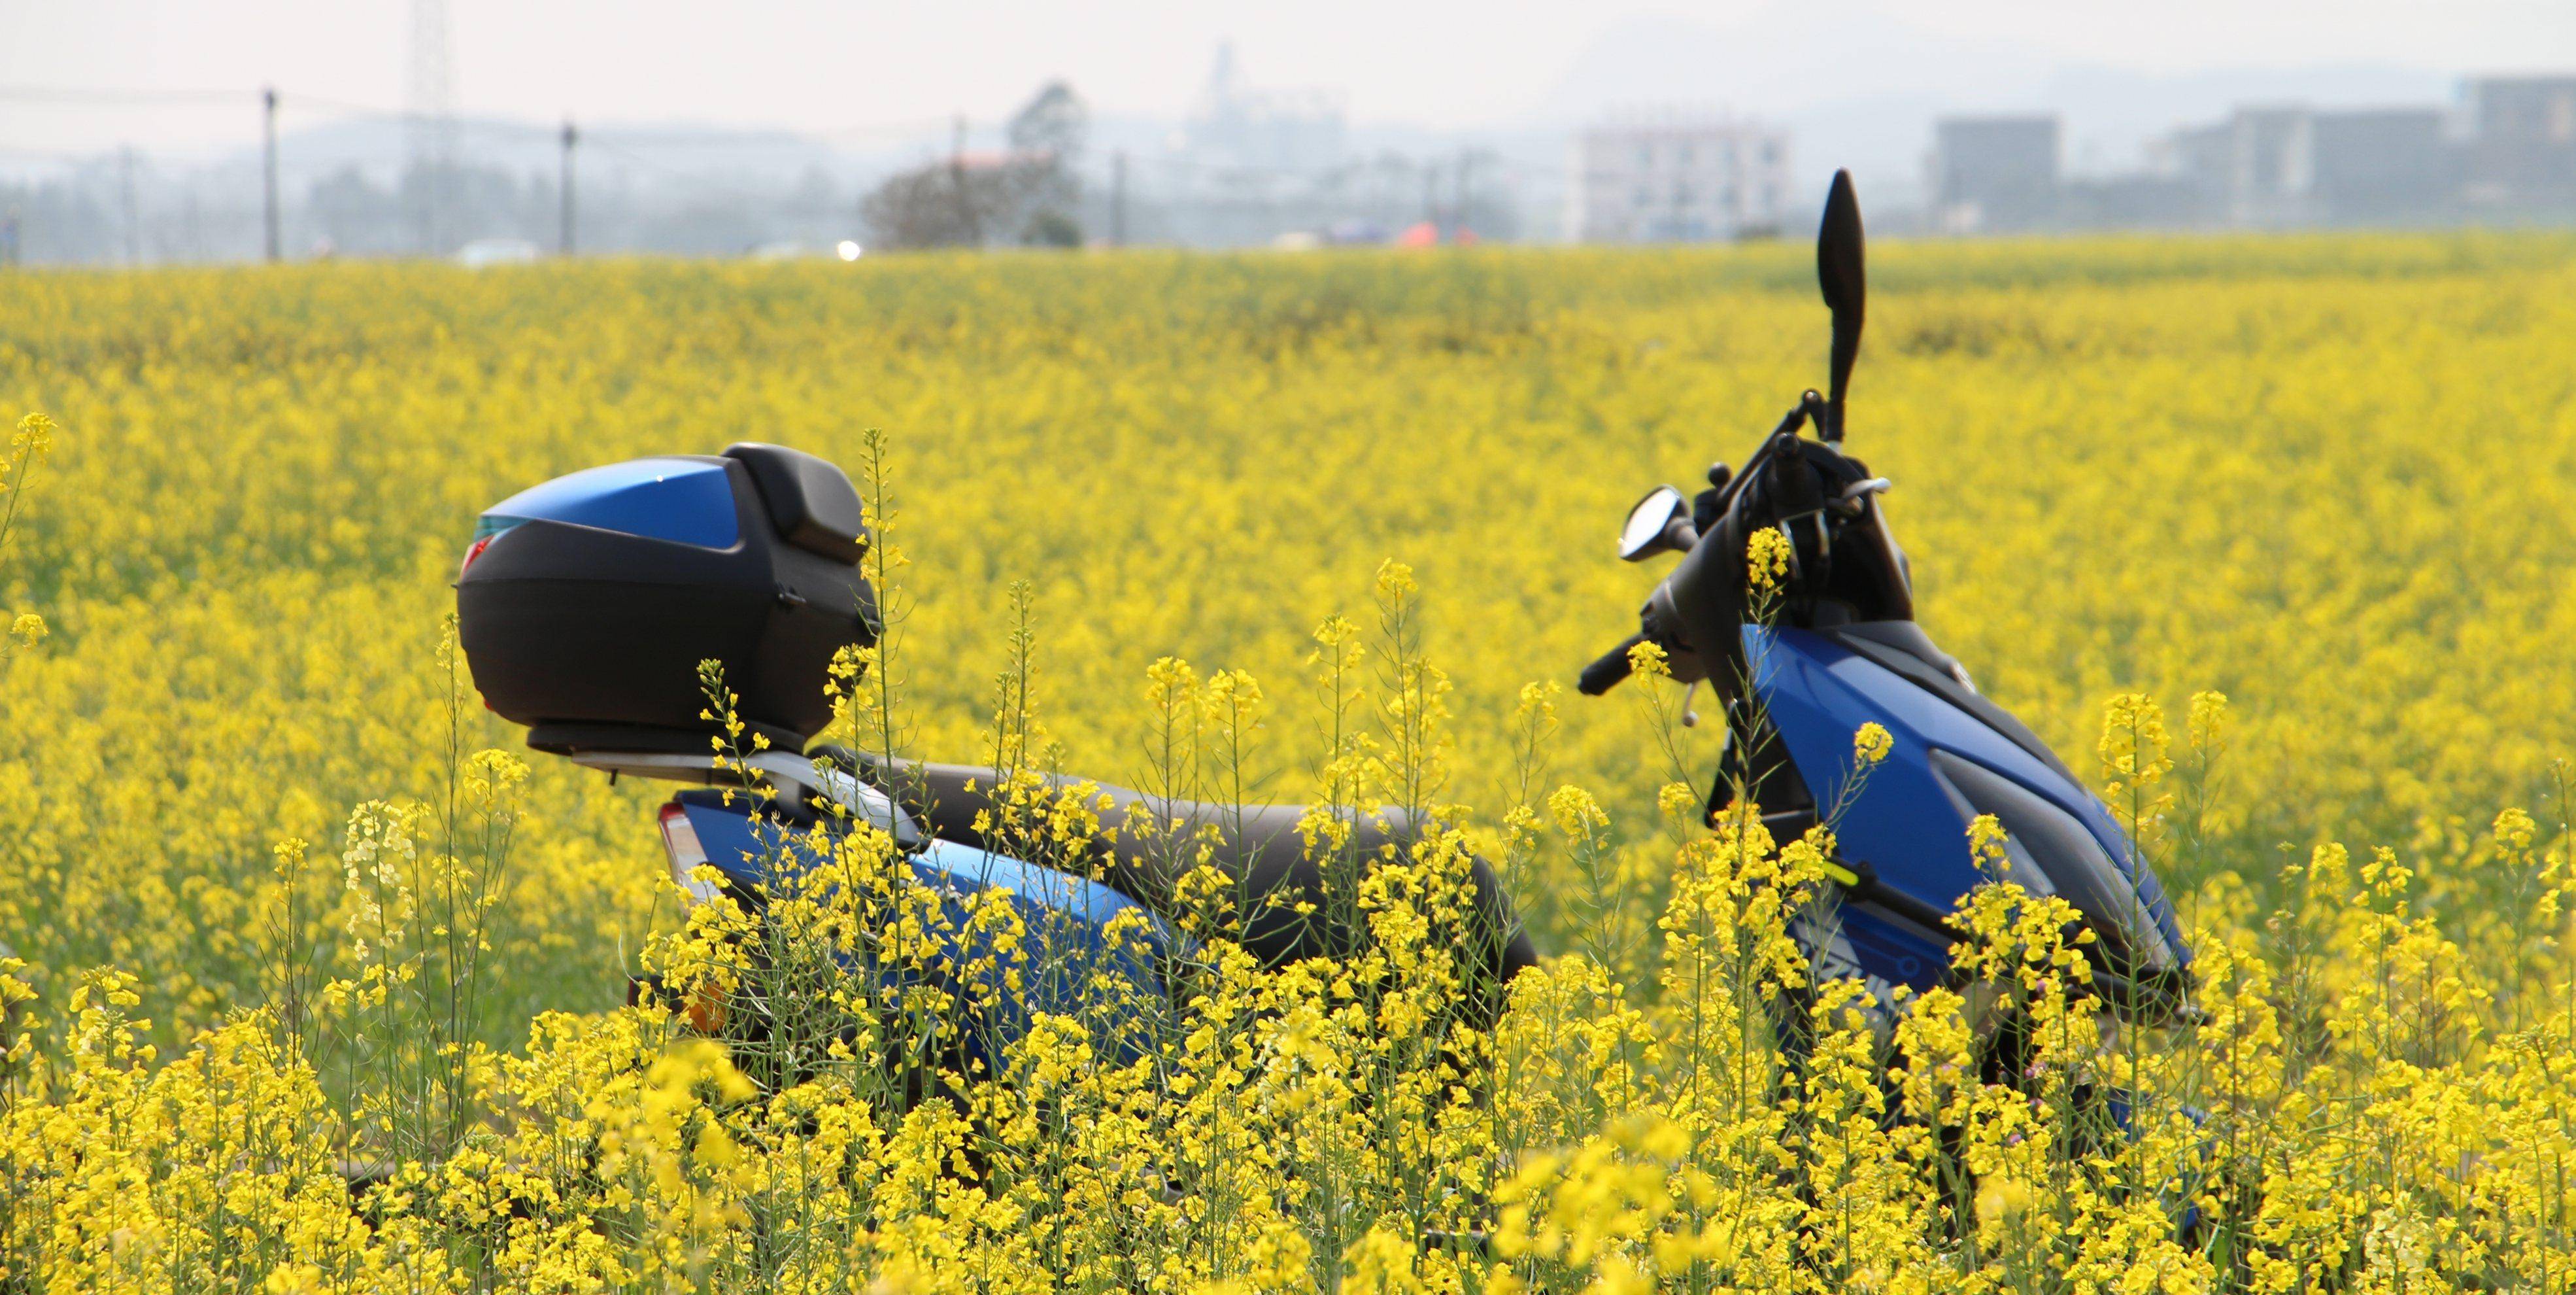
[565,748,921,846]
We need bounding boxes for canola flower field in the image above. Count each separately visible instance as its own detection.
[0,235,2573,1291]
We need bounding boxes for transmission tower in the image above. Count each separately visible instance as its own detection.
[407,0,458,254]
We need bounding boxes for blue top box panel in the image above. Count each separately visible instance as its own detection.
[476,457,740,550]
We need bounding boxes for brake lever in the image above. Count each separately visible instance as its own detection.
[1828,477,1891,518]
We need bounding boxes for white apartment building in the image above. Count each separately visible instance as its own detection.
[1569,118,1793,243]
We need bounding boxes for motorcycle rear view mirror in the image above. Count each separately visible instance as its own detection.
[1816,169,1866,443]
[1618,485,1698,561]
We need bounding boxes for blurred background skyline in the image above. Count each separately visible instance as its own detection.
[4,0,2574,262]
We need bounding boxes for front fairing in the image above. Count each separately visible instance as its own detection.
[1746,625,2190,1003]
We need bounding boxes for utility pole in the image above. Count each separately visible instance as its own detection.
[119,147,140,266]
[1111,150,1128,247]
[950,114,979,247]
[262,87,281,262]
[1421,160,1440,228]
[1455,147,1472,238]
[558,119,577,256]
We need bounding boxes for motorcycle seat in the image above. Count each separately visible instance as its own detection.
[830,750,1538,1024]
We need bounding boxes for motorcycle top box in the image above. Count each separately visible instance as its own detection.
[456,442,876,753]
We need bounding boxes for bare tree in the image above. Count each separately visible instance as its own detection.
[862,80,1091,251]
[862,164,1015,250]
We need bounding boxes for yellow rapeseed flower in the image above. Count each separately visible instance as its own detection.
[1851,721,1892,766]
[0,240,2568,1292]
[9,411,53,458]
[1745,526,1792,592]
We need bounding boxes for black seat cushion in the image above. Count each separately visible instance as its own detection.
[834,750,1538,1027]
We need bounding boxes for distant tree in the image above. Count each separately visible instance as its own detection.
[1008,82,1086,161]
[1022,209,1083,248]
[861,161,1015,251]
[860,165,953,250]
[1007,81,1087,247]
[862,80,1090,251]
[309,166,405,256]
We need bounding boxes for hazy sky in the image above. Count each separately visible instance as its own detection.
[7,0,2575,156]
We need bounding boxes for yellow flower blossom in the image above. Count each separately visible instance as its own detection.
[1851,721,1892,766]
[1548,784,1610,838]
[2187,689,2230,753]
[0,245,2568,1291]
[1745,526,1793,592]
[8,411,53,458]
[1624,638,1669,680]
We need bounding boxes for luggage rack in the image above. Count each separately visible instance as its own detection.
[556,740,921,848]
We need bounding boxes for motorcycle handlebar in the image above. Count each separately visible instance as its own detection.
[1576,632,1648,696]
[1581,400,1844,703]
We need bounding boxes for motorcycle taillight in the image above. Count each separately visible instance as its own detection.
[658,802,722,906]
[457,516,522,579]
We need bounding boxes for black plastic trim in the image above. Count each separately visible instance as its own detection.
[724,443,869,564]
[1821,623,2080,787]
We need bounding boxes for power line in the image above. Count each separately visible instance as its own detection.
[1122,150,1570,186]
[807,116,961,141]
[1,79,1577,260]
[280,92,946,153]
[582,137,785,209]
[574,128,852,148]
[0,81,1574,182]
[0,86,250,105]
[269,92,558,141]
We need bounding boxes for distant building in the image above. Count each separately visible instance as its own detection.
[1918,70,2576,237]
[1568,116,1790,243]
[2156,121,2237,222]
[2159,107,2311,225]
[1149,43,1366,247]
[1929,116,2059,232]
[1180,43,1347,177]
[2463,75,2576,205]
[2058,174,2204,230]
[2161,106,2455,226]
[2311,109,2453,220]
[2220,107,2317,225]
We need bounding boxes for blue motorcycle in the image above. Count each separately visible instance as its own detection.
[452,170,2188,1094]
[1576,171,2191,1044]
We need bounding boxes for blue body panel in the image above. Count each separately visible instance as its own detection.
[673,796,1176,1067]
[477,457,740,549]
[1746,625,2187,995]
[645,622,2180,1062]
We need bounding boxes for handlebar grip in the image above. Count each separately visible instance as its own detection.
[1577,633,1648,696]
